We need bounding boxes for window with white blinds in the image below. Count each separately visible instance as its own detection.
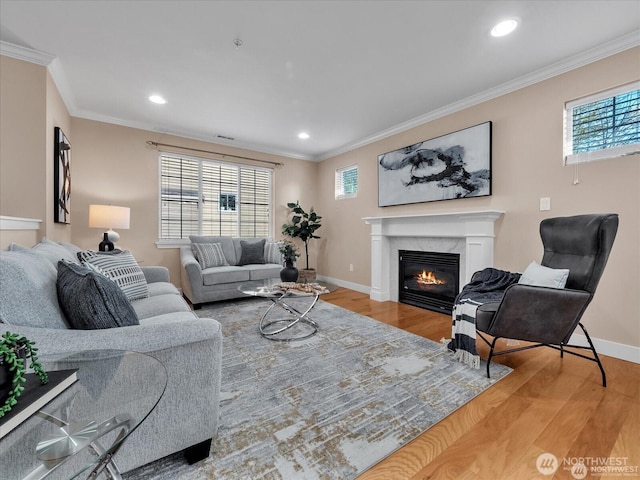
[159,153,272,240]
[335,164,358,199]
[564,82,640,165]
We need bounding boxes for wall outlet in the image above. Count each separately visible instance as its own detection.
[539,197,551,211]
[349,264,354,272]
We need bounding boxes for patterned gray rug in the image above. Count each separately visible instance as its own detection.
[126,298,511,479]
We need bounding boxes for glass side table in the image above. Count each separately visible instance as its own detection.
[239,279,338,342]
[0,350,167,480]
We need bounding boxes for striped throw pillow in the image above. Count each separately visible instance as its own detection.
[264,241,283,264]
[77,250,149,301]
[191,243,229,269]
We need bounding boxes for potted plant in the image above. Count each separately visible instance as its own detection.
[281,201,322,282]
[0,332,48,418]
[278,240,300,282]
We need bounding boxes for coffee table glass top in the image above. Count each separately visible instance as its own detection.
[0,349,167,480]
[238,278,337,297]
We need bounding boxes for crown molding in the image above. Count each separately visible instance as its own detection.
[3,30,638,163]
[317,30,640,161]
[0,40,55,66]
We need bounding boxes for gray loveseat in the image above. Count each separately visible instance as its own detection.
[0,239,222,474]
[181,236,283,308]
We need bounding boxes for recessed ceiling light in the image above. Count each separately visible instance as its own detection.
[298,132,310,140]
[491,19,518,37]
[149,95,167,104]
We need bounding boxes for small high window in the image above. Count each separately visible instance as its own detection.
[335,165,358,199]
[564,82,640,165]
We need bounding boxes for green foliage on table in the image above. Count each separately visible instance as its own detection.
[281,201,322,271]
[278,239,300,265]
[0,332,48,417]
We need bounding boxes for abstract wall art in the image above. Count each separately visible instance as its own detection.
[378,121,492,207]
[54,127,71,224]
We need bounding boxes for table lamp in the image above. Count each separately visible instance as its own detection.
[88,205,130,251]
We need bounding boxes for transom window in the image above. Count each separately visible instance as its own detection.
[564,82,640,165]
[335,164,358,199]
[159,153,272,240]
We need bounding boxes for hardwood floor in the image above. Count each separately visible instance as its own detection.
[321,288,640,480]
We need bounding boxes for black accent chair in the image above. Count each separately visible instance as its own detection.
[475,214,618,386]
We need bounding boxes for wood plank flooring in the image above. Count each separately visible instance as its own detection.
[321,287,640,480]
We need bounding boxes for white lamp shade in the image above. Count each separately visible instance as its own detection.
[88,205,130,230]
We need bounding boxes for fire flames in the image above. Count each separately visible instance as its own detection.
[415,270,446,286]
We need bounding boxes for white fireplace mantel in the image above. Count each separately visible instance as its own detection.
[363,210,504,302]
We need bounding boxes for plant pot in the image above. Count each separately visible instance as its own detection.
[280,262,299,282]
[0,360,12,404]
[297,269,316,284]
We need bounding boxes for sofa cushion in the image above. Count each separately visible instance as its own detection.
[190,236,237,265]
[248,264,283,281]
[264,241,284,265]
[147,282,181,297]
[57,260,139,329]
[132,293,192,320]
[33,238,78,267]
[191,242,229,268]
[202,266,251,286]
[78,250,149,301]
[237,239,266,266]
[0,250,68,328]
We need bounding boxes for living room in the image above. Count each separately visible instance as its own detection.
[1,1,639,478]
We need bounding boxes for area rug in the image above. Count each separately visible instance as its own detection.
[125,298,511,480]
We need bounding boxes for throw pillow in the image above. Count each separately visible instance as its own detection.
[191,242,229,269]
[518,261,570,289]
[32,237,78,267]
[57,260,139,329]
[237,239,266,266]
[77,249,149,301]
[264,241,284,264]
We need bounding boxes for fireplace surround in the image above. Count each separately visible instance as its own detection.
[363,211,504,303]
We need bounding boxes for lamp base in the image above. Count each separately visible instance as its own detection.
[99,232,114,252]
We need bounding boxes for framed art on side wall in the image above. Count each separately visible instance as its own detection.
[378,121,492,207]
[54,127,71,224]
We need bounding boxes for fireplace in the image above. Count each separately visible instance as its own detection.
[398,250,460,314]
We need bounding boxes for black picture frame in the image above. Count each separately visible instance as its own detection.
[54,127,71,224]
[378,121,492,207]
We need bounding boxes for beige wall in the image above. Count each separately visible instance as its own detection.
[68,119,318,283]
[0,56,47,222]
[0,55,71,242]
[317,47,640,348]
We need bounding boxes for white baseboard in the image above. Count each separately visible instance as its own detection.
[568,332,640,364]
[317,275,370,295]
[318,275,640,365]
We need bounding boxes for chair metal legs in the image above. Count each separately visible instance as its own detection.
[477,326,607,387]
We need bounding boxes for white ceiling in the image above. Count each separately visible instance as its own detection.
[1,1,639,161]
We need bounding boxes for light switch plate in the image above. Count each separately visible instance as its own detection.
[540,197,551,211]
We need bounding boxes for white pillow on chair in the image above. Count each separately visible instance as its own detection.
[518,261,570,289]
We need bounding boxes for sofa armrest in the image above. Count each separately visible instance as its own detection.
[7,318,223,472]
[141,266,170,283]
[180,246,204,304]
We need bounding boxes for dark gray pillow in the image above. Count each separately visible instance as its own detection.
[56,260,139,329]
[237,239,266,266]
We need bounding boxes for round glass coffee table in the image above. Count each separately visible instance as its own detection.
[0,349,166,480]
[239,279,337,342]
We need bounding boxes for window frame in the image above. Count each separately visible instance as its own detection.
[563,81,640,165]
[335,164,358,200]
[156,152,273,247]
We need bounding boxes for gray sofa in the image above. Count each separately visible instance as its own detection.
[181,236,283,308]
[0,239,222,474]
